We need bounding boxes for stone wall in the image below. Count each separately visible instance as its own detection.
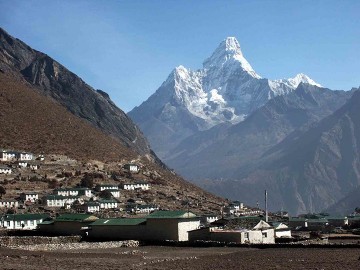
[0,235,81,246]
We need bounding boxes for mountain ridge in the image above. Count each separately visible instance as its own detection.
[202,89,360,214]
[0,27,151,156]
[129,37,321,159]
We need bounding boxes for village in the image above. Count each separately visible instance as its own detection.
[0,149,360,245]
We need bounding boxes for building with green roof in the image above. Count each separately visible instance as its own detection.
[38,213,98,236]
[87,218,147,240]
[146,210,200,241]
[147,210,197,219]
[1,213,50,230]
[86,210,201,242]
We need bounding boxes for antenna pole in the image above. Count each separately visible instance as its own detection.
[265,190,268,222]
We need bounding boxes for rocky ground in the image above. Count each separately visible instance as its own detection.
[0,244,359,270]
[0,154,226,217]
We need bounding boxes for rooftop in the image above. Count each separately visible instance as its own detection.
[55,213,98,222]
[3,213,50,221]
[90,218,146,226]
[147,210,197,219]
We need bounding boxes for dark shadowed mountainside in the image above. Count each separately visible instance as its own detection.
[0,72,136,161]
[166,84,351,181]
[203,89,360,214]
[0,27,150,156]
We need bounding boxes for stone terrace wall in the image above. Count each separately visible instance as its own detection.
[0,236,81,246]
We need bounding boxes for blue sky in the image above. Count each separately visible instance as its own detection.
[0,0,359,112]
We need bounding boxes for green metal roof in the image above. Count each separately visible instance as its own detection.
[38,220,54,225]
[86,202,100,206]
[55,213,98,222]
[3,213,49,221]
[147,210,197,219]
[307,219,328,223]
[236,216,263,220]
[289,217,307,222]
[327,216,348,220]
[46,195,81,200]
[137,204,157,209]
[348,216,360,220]
[98,199,118,203]
[56,187,90,191]
[90,218,146,226]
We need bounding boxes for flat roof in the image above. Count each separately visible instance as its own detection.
[90,218,146,226]
[147,210,197,219]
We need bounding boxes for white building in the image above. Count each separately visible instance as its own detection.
[0,165,11,174]
[123,164,139,173]
[76,202,100,213]
[122,181,150,191]
[271,222,292,239]
[28,162,40,170]
[20,192,38,203]
[201,214,219,224]
[0,151,33,161]
[99,199,118,209]
[189,220,275,244]
[96,185,120,198]
[252,220,275,244]
[54,188,92,197]
[0,150,16,161]
[146,211,201,241]
[1,213,49,230]
[126,204,158,214]
[230,201,244,211]
[96,184,119,191]
[18,152,33,161]
[18,161,28,168]
[45,195,83,208]
[108,189,120,198]
[0,200,19,208]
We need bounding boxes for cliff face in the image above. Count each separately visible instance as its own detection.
[0,72,136,161]
[202,89,360,214]
[0,27,150,156]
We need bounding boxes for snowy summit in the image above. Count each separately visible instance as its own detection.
[130,37,322,148]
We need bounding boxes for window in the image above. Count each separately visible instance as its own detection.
[244,232,249,239]
[262,232,267,238]
[29,220,34,226]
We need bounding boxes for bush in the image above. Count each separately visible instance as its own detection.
[80,173,94,188]
[99,190,113,199]
[48,179,59,189]
[0,186,6,198]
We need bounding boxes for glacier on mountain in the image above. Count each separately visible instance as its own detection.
[142,37,321,129]
[129,37,321,156]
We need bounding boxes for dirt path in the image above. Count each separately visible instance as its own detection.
[0,246,359,270]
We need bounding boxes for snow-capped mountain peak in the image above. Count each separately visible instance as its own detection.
[130,36,324,144]
[272,73,322,90]
[203,37,261,79]
[291,73,322,88]
[221,37,242,54]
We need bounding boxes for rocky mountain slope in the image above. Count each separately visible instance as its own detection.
[0,27,150,156]
[325,186,360,215]
[129,37,321,158]
[0,72,136,161]
[203,89,360,214]
[0,29,226,212]
[129,36,358,215]
[165,84,351,181]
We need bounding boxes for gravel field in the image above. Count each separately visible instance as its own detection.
[0,245,359,270]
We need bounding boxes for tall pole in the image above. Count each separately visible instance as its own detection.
[265,190,268,222]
